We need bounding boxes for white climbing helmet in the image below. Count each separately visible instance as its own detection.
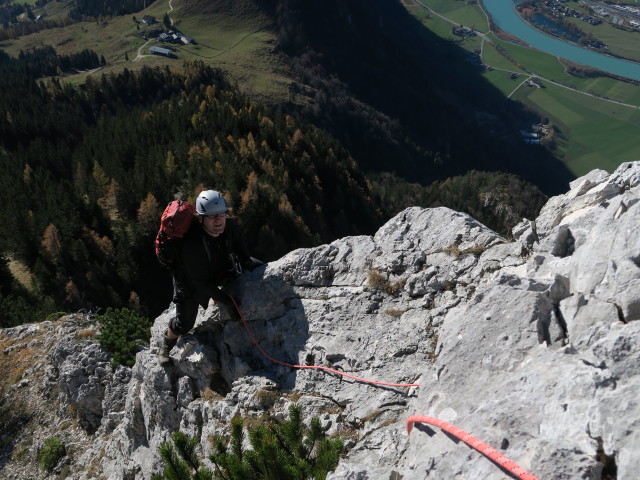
[196,190,227,215]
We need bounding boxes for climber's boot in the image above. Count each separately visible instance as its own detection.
[157,333,178,365]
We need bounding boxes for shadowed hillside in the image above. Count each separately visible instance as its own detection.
[267,0,573,194]
[0,0,573,194]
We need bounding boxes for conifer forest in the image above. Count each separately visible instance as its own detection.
[0,44,547,327]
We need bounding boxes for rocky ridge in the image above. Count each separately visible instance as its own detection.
[1,161,639,479]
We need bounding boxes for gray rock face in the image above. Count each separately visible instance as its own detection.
[49,340,114,432]
[4,162,639,480]
[401,161,640,480]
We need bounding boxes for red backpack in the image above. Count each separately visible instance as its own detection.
[154,200,196,268]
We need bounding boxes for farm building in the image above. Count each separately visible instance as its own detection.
[520,130,540,139]
[149,46,174,58]
[159,31,194,44]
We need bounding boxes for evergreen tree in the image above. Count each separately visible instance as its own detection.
[154,404,344,480]
[209,404,343,480]
[0,54,544,326]
[96,307,151,367]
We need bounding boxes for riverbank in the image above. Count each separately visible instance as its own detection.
[407,0,640,178]
[478,0,640,81]
[513,1,640,73]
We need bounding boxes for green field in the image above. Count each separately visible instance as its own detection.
[564,1,640,63]
[487,35,640,105]
[415,0,490,32]
[406,0,640,176]
[480,66,526,96]
[0,0,291,104]
[415,10,483,50]
[168,2,291,101]
[514,83,640,175]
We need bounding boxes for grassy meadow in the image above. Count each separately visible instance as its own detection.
[514,82,640,176]
[406,0,640,176]
[0,0,291,103]
[169,1,290,102]
[412,0,490,32]
[487,34,640,105]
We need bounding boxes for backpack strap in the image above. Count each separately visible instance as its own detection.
[225,220,243,275]
[201,235,211,263]
[199,218,243,276]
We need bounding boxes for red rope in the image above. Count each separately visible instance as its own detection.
[230,296,420,388]
[406,415,540,480]
[229,298,538,478]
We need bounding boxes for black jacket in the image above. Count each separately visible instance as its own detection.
[173,217,250,307]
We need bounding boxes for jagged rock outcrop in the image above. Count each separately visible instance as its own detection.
[1,161,639,480]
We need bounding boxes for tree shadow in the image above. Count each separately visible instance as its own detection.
[277,0,575,195]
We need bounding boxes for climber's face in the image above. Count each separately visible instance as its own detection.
[201,213,226,237]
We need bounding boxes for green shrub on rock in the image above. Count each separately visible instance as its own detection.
[153,404,344,480]
[96,307,151,367]
[39,436,65,472]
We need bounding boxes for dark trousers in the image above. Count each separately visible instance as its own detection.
[169,296,200,335]
[170,271,235,335]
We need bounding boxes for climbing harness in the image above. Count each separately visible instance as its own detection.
[201,233,243,276]
[406,415,540,480]
[230,296,420,388]
[229,252,243,276]
[229,296,539,479]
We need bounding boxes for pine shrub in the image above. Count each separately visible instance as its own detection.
[212,404,344,480]
[39,436,65,472]
[153,404,344,480]
[96,307,151,367]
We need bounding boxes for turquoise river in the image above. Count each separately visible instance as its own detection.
[480,0,640,81]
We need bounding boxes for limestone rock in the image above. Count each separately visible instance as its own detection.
[2,161,640,480]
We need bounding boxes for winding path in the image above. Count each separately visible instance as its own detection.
[133,39,151,62]
[133,0,174,62]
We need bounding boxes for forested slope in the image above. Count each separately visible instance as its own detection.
[0,54,381,324]
[0,1,553,326]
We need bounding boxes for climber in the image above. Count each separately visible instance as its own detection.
[158,189,264,365]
